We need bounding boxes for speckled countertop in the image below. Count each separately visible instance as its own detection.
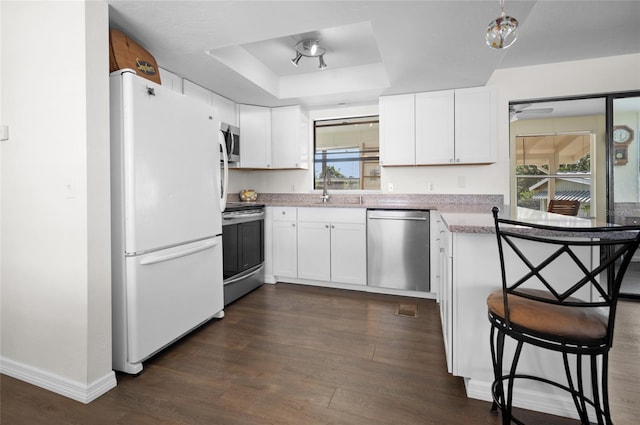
[228,193,618,235]
[440,206,607,234]
[231,192,503,213]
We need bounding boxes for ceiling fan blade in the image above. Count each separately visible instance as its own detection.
[519,107,554,115]
[513,103,532,111]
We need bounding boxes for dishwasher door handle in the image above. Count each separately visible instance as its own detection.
[368,215,428,221]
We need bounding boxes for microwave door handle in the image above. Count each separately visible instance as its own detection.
[231,134,235,158]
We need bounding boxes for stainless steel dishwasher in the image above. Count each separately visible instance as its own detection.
[367,209,430,291]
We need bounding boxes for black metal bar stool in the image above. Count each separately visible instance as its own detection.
[488,206,640,424]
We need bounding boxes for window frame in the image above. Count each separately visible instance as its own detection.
[313,115,380,192]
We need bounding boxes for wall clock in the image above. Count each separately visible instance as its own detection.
[613,125,634,145]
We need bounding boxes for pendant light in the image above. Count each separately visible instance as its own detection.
[486,0,519,49]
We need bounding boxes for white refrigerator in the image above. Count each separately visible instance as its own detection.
[110,70,226,374]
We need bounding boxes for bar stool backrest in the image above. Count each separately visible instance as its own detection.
[548,199,580,216]
[492,206,640,346]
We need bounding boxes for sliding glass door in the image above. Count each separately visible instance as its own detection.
[610,94,640,298]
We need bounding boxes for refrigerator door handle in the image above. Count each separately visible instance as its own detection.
[140,238,219,266]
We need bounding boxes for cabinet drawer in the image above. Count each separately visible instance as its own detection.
[298,207,365,224]
[271,206,297,221]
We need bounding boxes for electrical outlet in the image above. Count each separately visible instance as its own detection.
[427,181,434,192]
[388,182,394,192]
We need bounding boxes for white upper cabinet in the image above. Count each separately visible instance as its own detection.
[379,94,415,166]
[182,79,238,126]
[238,104,309,169]
[159,68,183,93]
[239,104,272,168]
[454,86,497,164]
[415,90,455,164]
[271,105,309,169]
[380,86,497,166]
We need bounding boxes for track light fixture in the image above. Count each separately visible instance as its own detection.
[486,0,519,49]
[291,38,327,70]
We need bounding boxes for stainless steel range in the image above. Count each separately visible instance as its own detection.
[222,202,265,305]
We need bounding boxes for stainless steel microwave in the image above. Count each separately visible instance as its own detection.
[220,123,240,163]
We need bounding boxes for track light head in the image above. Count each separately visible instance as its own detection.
[318,54,327,70]
[291,52,303,66]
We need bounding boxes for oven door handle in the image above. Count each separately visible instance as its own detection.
[222,211,265,225]
[223,264,264,285]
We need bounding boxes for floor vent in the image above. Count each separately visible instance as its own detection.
[396,303,418,318]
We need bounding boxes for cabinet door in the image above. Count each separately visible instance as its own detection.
[330,223,367,285]
[440,240,453,374]
[272,219,297,278]
[297,221,331,281]
[239,104,272,168]
[211,92,237,127]
[271,106,309,169]
[379,94,415,166]
[183,79,212,104]
[415,90,455,165]
[454,87,497,164]
[430,213,443,299]
[159,68,183,93]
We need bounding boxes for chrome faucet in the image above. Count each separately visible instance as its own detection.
[322,170,330,203]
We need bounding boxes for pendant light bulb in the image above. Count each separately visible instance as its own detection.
[486,0,519,49]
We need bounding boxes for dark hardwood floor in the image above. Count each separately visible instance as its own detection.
[2,283,637,424]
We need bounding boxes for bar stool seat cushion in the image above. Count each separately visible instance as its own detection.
[487,289,608,340]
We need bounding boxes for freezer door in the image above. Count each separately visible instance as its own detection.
[121,73,222,253]
[123,237,223,367]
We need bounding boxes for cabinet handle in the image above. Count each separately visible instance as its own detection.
[292,223,296,227]
[325,224,329,228]
[449,158,454,163]
[455,158,460,163]
[331,225,335,229]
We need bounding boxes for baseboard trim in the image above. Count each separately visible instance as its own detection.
[465,378,582,421]
[0,356,117,404]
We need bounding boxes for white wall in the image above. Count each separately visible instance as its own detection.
[489,53,640,204]
[0,0,115,402]
[613,110,640,202]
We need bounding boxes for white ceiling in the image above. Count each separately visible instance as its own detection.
[107,1,640,109]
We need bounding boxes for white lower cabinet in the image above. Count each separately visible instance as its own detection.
[329,222,367,285]
[438,220,453,374]
[277,207,367,286]
[271,207,298,278]
[297,221,331,281]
